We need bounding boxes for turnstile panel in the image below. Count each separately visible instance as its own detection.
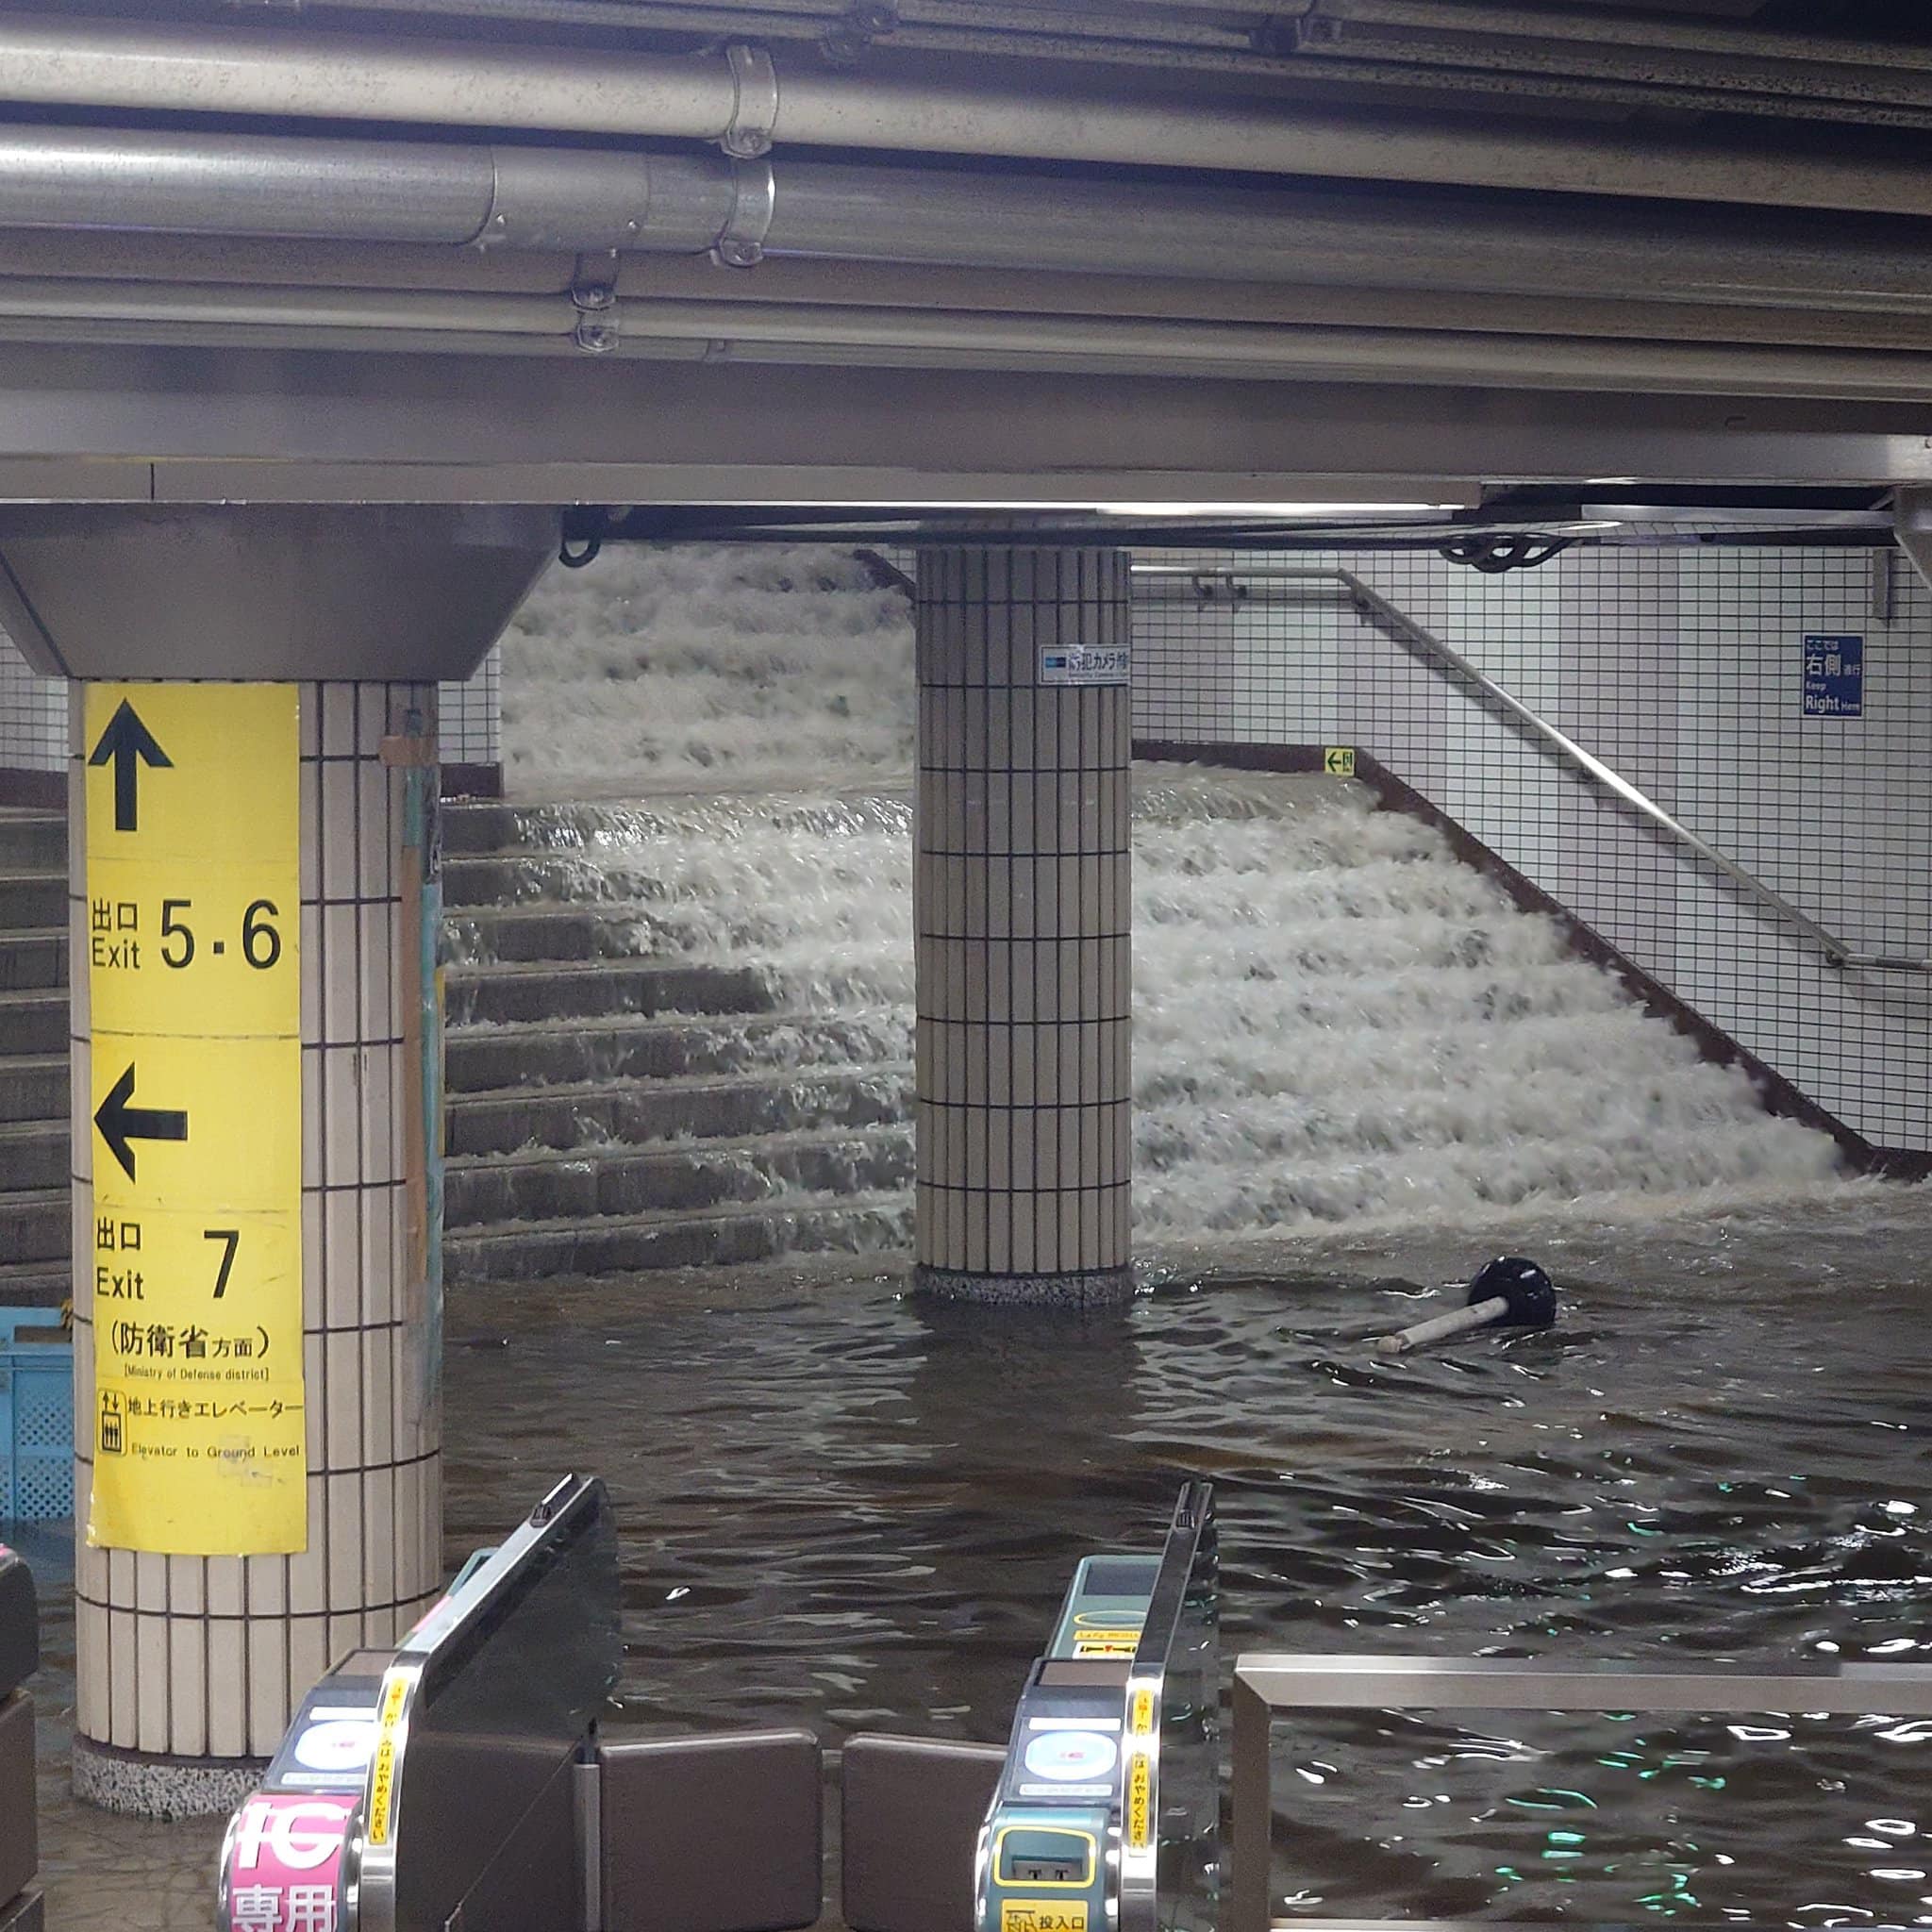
[1122,1483,1219,1932]
[976,1491,1218,1932]
[0,1548,35,1698]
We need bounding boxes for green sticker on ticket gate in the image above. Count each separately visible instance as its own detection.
[83,682,306,1557]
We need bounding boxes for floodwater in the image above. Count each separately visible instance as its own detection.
[439,1195,1932,1927]
[27,1192,1932,1928]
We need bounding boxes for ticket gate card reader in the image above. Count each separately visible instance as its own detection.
[975,1485,1218,1932]
[976,1557,1153,1932]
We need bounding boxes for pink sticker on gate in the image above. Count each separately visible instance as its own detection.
[221,1791,357,1932]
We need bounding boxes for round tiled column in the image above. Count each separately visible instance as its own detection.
[914,547,1132,1305]
[71,681,443,1817]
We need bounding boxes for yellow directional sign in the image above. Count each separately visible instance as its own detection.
[82,682,306,1557]
[1324,746,1357,777]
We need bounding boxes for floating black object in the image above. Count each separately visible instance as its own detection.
[1466,1256,1557,1330]
[1372,1255,1558,1355]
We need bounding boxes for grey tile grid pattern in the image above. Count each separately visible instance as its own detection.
[7,638,496,774]
[914,547,1132,1286]
[0,627,65,773]
[70,681,442,1765]
[1132,543,1932,1152]
[438,645,500,767]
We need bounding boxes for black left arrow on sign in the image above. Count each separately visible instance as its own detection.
[87,699,172,833]
[94,1064,188,1182]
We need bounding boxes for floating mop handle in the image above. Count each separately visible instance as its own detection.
[1371,1295,1510,1356]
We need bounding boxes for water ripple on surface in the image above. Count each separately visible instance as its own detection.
[445,1198,1932,1925]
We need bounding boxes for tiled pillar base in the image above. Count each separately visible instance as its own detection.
[915,1264,1135,1307]
[71,1737,261,1821]
[912,547,1133,1304]
[72,683,444,1816]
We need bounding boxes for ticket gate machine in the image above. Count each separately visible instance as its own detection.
[0,1545,38,1932]
[221,1474,823,1932]
[223,1474,1216,1932]
[975,1483,1219,1932]
[218,1471,1932,1932]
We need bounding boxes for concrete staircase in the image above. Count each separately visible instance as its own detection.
[0,810,69,1308]
[440,801,913,1284]
[0,799,919,1297]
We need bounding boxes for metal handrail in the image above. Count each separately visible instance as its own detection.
[1132,562,1930,974]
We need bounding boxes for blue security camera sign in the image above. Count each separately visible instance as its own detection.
[1802,634,1862,717]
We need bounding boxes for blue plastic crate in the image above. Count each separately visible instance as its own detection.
[0,1307,74,1524]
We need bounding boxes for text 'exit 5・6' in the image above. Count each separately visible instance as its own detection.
[81,681,308,1557]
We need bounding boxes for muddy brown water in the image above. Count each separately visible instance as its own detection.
[26,1192,1932,1928]
[442,1197,1932,1927]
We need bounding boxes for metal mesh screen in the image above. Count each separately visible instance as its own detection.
[1130,543,1932,1156]
[2,1348,74,1523]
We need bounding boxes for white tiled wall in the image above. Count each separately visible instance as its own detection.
[1,627,501,775]
[438,646,499,767]
[0,625,65,772]
[1134,544,1932,1155]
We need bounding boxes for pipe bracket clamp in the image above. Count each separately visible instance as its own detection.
[721,43,779,158]
[572,258,619,352]
[714,158,775,268]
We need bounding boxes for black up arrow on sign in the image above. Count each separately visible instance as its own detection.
[94,1064,188,1182]
[87,699,172,833]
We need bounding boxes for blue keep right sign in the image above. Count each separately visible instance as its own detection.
[1802,633,1863,717]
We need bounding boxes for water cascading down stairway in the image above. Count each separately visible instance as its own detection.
[0,547,1848,1295]
[440,765,1840,1285]
[441,791,916,1280]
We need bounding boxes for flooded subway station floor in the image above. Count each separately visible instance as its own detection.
[28,1189,1932,1928]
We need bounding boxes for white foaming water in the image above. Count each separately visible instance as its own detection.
[500,544,912,796]
[499,547,1848,1243]
[1132,770,1841,1232]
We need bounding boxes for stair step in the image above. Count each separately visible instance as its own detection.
[0,989,67,1057]
[0,928,65,993]
[0,1187,69,1263]
[0,1055,66,1124]
[444,1008,908,1092]
[0,873,64,926]
[443,1123,912,1228]
[447,903,672,967]
[0,1257,70,1309]
[444,958,774,1027]
[445,1191,908,1285]
[442,854,584,909]
[441,802,521,857]
[0,1120,66,1191]
[0,813,65,874]
[447,1063,909,1157]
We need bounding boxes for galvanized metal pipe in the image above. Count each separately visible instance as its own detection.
[1300,0,1932,119]
[762,158,1932,313]
[6,278,1932,411]
[15,125,1932,328]
[616,300,1932,402]
[1312,0,1932,74]
[0,125,710,252]
[5,11,1932,217]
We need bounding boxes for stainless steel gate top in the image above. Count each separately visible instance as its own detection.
[346,1473,620,1932]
